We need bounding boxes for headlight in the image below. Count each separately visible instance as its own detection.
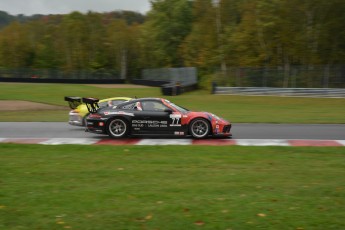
[211,113,221,120]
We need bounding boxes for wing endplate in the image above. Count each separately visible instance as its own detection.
[64,96,82,109]
[82,97,100,113]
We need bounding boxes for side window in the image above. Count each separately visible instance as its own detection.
[98,101,107,108]
[121,102,142,111]
[142,101,168,111]
[99,100,126,108]
[121,102,136,110]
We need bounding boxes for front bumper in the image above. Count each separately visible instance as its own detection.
[212,123,232,137]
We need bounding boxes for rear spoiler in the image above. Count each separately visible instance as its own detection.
[64,96,82,109]
[82,97,100,113]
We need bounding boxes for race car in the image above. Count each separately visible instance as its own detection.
[64,96,132,126]
[83,97,232,139]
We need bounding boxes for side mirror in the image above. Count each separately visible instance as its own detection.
[164,109,173,114]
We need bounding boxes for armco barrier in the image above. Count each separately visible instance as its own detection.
[0,77,125,84]
[214,87,345,98]
[130,79,170,87]
[131,79,197,96]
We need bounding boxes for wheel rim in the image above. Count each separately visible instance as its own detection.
[109,119,126,137]
[191,120,209,138]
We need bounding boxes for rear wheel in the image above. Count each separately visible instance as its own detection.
[106,118,129,138]
[189,118,210,139]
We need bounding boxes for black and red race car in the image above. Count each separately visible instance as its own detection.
[83,97,232,139]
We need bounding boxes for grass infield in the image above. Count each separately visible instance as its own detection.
[1,144,345,229]
[0,83,345,123]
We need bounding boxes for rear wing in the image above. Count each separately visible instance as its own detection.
[82,97,100,113]
[64,96,82,109]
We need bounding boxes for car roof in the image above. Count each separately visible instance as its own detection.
[116,98,163,105]
[98,97,132,103]
[132,98,163,102]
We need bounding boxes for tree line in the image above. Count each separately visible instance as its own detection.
[0,0,344,85]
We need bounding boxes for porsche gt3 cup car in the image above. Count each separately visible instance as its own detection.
[83,97,232,139]
[64,96,131,126]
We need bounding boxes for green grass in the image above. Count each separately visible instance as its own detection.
[0,83,162,106]
[1,144,345,229]
[0,83,344,123]
[1,83,344,230]
[0,110,69,122]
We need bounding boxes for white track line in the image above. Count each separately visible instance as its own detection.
[336,140,345,146]
[236,139,290,146]
[1,138,345,146]
[136,139,192,145]
[40,138,99,145]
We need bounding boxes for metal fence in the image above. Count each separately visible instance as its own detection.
[214,87,345,98]
[142,67,197,86]
[214,65,345,88]
[0,68,121,80]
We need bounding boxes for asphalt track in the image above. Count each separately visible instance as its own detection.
[0,122,344,140]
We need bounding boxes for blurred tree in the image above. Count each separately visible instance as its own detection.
[140,0,193,67]
[57,12,87,72]
[315,0,345,65]
[105,19,142,80]
[0,11,15,28]
[181,0,217,70]
[0,1,344,85]
[106,10,146,25]
[0,22,32,68]
[84,12,108,71]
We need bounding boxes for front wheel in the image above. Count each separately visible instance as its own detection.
[189,118,210,139]
[106,118,129,138]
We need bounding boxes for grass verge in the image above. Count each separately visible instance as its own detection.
[1,144,345,229]
[0,83,344,123]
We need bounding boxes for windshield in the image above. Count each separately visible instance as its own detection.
[165,100,189,113]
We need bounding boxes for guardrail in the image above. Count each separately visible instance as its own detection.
[0,77,125,84]
[214,87,345,98]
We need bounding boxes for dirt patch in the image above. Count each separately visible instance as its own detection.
[0,100,67,111]
[87,84,152,88]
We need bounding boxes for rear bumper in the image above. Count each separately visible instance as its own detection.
[68,111,84,126]
[69,120,83,126]
[85,119,106,134]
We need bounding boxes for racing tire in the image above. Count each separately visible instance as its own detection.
[106,118,129,138]
[189,118,210,139]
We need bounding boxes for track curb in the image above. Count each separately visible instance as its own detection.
[0,138,344,146]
